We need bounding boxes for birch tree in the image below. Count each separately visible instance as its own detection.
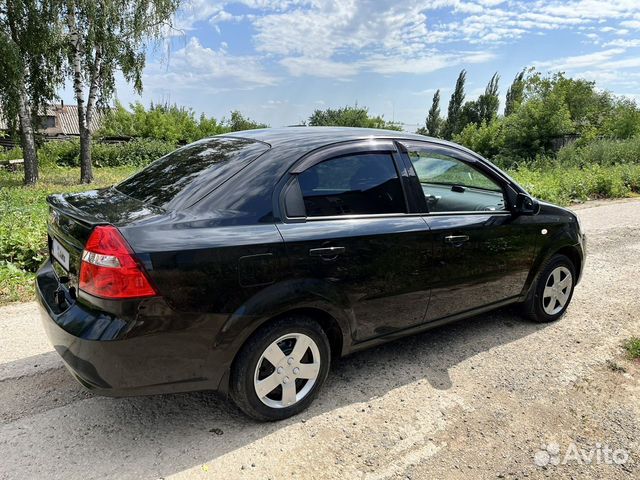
[0,0,63,185]
[63,0,179,183]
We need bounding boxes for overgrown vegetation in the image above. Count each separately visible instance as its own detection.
[511,162,640,205]
[307,105,402,130]
[623,337,640,360]
[0,262,35,304]
[437,69,640,164]
[98,102,268,144]
[0,166,136,288]
[37,138,176,167]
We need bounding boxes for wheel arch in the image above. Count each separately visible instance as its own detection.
[269,306,345,362]
[554,245,583,281]
[523,241,584,302]
[217,305,347,395]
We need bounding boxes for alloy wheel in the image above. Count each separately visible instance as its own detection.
[542,266,573,315]
[253,333,321,408]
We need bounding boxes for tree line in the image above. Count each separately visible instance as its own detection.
[96,102,401,145]
[416,68,640,167]
[2,2,639,185]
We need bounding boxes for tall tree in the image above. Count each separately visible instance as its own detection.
[443,69,466,139]
[477,72,500,124]
[417,89,443,137]
[459,73,500,130]
[0,0,63,185]
[426,89,443,137]
[63,0,179,184]
[505,70,525,116]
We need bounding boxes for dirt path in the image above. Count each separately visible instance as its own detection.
[1,200,639,480]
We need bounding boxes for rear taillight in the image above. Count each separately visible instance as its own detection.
[79,225,157,299]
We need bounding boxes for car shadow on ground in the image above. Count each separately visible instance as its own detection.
[1,307,550,479]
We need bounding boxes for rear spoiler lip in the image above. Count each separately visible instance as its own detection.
[46,193,110,228]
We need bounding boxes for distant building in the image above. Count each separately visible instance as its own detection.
[0,103,106,148]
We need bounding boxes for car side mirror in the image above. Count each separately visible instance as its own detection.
[514,193,540,215]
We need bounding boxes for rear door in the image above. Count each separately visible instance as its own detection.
[398,141,538,321]
[276,141,433,342]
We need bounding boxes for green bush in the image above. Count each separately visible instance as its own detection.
[308,105,402,130]
[556,136,640,168]
[46,138,176,167]
[454,119,505,163]
[623,337,640,360]
[99,101,267,143]
[39,140,80,166]
[91,139,175,167]
[0,146,23,161]
[512,163,640,204]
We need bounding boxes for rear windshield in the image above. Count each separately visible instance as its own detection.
[114,137,269,209]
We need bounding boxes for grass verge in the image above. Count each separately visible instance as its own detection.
[623,337,640,360]
[0,166,136,306]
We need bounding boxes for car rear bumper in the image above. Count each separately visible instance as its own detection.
[36,260,227,396]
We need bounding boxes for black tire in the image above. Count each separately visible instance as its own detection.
[522,253,576,323]
[230,315,331,421]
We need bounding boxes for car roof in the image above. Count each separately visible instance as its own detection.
[218,126,470,154]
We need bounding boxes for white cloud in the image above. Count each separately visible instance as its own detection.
[280,57,359,78]
[147,37,278,92]
[167,0,640,83]
[604,38,640,47]
[535,48,626,71]
[601,56,640,69]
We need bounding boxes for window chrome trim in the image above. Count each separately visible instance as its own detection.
[425,210,512,216]
[303,212,424,222]
[302,210,511,222]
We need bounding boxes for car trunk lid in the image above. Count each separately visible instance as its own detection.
[46,188,163,289]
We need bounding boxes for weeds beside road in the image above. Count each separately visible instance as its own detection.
[0,166,136,305]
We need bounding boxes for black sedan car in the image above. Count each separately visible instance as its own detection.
[37,127,586,420]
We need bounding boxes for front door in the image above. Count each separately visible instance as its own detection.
[277,148,433,341]
[399,141,537,321]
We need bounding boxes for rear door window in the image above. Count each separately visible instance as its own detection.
[297,153,406,217]
[115,137,269,209]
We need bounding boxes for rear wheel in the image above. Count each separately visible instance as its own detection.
[522,254,576,323]
[230,316,330,421]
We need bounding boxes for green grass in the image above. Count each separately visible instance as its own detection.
[511,164,640,205]
[623,337,640,360]
[0,262,35,304]
[0,166,136,306]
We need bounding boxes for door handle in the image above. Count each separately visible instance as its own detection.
[444,235,470,245]
[309,246,345,258]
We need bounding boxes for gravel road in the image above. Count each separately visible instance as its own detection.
[1,199,639,480]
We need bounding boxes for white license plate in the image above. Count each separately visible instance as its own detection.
[52,238,70,271]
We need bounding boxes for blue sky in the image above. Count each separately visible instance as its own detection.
[64,0,640,130]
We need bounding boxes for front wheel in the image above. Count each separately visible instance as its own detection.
[522,254,576,323]
[230,316,331,421]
